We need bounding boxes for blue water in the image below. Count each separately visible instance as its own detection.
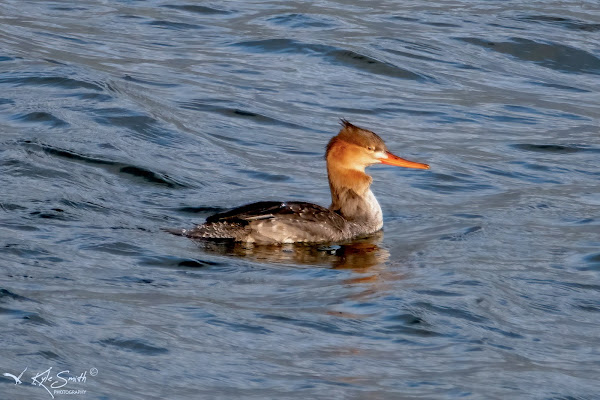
[1,1,599,399]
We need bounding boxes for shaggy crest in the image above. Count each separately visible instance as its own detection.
[326,119,387,154]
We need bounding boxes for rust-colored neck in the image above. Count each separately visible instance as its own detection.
[326,143,376,222]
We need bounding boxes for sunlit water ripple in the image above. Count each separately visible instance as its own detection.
[1,1,599,399]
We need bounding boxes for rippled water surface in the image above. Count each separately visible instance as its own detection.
[1,1,600,399]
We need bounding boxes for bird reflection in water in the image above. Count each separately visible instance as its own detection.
[193,231,389,273]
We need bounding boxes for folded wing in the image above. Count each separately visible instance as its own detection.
[188,201,349,243]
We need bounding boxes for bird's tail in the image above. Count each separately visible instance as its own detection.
[162,227,187,236]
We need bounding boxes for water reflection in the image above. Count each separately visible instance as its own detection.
[192,231,389,270]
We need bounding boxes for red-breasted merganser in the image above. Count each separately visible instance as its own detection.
[181,120,429,244]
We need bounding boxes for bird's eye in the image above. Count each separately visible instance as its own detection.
[367,146,374,151]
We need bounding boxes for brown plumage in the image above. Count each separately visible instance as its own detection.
[178,120,429,244]
[327,119,387,154]
[327,120,383,221]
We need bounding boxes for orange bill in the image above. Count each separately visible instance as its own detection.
[380,151,429,169]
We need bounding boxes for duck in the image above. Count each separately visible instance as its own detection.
[179,120,429,244]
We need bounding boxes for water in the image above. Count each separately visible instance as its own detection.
[1,1,599,399]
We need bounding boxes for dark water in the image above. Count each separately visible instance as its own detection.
[1,1,599,399]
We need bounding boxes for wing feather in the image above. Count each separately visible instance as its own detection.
[196,201,349,242]
[207,201,345,228]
